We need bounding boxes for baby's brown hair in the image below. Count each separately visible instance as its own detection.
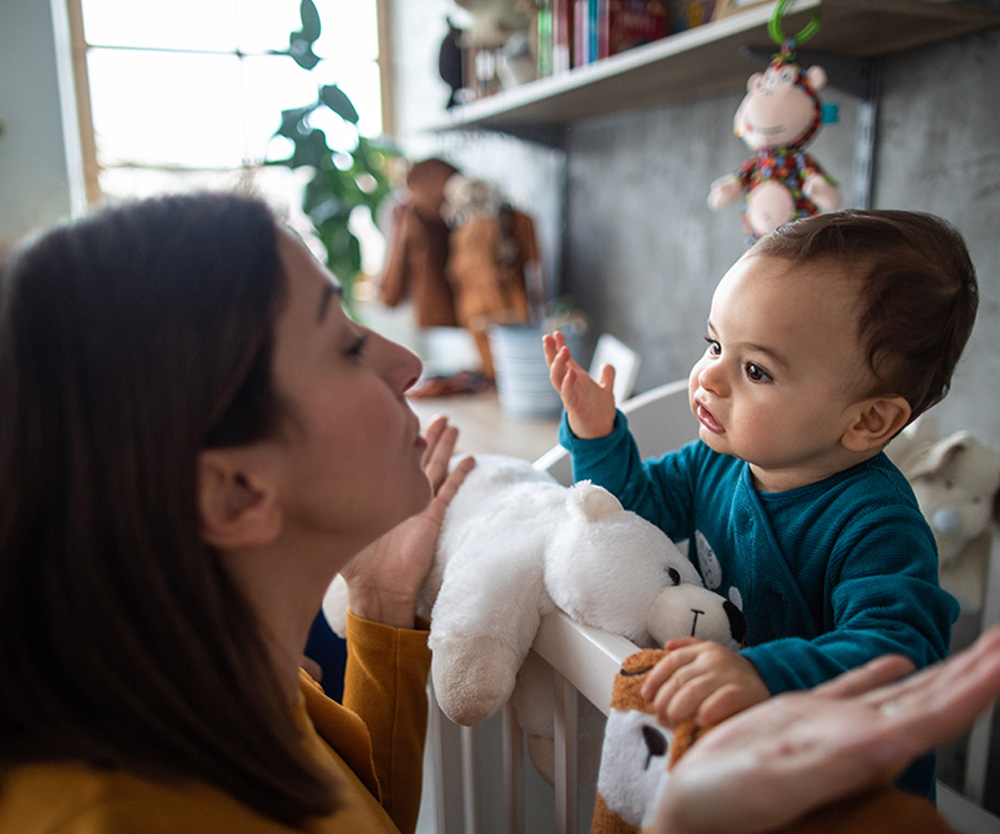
[754,209,978,422]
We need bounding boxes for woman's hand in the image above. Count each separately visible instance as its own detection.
[340,416,474,628]
[652,626,1000,834]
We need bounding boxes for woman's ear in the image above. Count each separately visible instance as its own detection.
[197,450,282,549]
[841,395,912,453]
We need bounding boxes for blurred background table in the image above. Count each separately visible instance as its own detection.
[407,388,560,461]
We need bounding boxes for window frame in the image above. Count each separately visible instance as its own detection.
[64,0,395,206]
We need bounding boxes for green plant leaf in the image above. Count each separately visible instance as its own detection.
[288,38,320,70]
[319,85,360,125]
[319,219,363,280]
[276,128,330,169]
[287,0,322,70]
[274,104,316,139]
[298,0,321,41]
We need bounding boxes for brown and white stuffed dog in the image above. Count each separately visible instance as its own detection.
[592,649,957,834]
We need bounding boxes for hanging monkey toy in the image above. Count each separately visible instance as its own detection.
[708,0,841,245]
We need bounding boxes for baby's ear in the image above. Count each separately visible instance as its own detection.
[841,395,912,452]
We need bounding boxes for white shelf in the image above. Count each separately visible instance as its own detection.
[426,0,1000,140]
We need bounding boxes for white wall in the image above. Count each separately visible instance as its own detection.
[0,0,85,247]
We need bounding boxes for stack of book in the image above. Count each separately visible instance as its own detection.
[535,0,670,74]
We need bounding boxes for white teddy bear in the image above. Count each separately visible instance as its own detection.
[324,454,745,727]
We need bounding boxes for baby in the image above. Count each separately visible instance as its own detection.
[544,209,978,797]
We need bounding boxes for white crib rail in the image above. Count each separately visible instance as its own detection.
[427,612,640,834]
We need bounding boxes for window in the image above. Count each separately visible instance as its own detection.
[69,0,390,205]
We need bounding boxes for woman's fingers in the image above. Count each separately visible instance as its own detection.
[811,654,916,699]
[420,415,460,491]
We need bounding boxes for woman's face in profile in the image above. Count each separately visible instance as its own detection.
[264,230,432,550]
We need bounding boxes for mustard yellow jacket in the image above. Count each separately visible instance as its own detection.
[0,611,431,834]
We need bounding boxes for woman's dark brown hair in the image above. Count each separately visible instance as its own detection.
[754,209,979,422]
[0,193,337,827]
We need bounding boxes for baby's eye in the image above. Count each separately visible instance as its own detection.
[745,362,772,383]
[704,337,721,357]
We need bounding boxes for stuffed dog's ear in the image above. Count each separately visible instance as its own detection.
[906,431,974,480]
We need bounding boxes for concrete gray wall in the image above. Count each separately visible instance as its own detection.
[390,4,1000,446]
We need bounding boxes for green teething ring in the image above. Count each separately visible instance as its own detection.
[768,0,822,49]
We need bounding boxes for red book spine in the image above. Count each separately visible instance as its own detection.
[553,0,574,72]
[606,0,669,57]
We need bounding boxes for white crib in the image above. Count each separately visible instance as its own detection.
[422,379,1000,834]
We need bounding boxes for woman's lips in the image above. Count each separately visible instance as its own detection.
[696,402,725,434]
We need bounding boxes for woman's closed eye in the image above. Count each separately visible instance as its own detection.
[345,332,369,359]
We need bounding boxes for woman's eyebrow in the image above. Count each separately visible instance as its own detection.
[317,282,344,323]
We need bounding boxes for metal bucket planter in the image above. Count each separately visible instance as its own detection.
[488,322,582,419]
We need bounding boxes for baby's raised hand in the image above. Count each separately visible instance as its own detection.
[640,637,771,729]
[542,331,616,439]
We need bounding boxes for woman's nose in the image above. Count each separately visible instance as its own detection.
[380,334,423,396]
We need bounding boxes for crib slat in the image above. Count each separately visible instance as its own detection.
[460,724,478,833]
[553,669,579,834]
[965,527,1000,802]
[502,701,523,834]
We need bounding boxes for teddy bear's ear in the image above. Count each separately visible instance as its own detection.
[568,481,623,522]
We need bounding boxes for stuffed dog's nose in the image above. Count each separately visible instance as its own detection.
[724,600,747,647]
[932,507,962,535]
[641,724,668,770]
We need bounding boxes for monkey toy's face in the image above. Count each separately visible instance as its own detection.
[734,61,826,151]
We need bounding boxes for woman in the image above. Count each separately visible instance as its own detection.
[0,192,473,833]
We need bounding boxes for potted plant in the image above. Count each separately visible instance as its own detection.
[267,0,399,310]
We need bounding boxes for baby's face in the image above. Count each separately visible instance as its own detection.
[687,253,875,492]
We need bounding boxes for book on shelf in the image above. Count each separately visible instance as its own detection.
[573,0,590,67]
[537,0,553,77]
[600,0,670,59]
[572,0,670,67]
[553,0,574,72]
[537,0,673,77]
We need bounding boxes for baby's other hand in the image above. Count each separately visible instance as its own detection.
[640,638,771,729]
[542,331,616,439]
